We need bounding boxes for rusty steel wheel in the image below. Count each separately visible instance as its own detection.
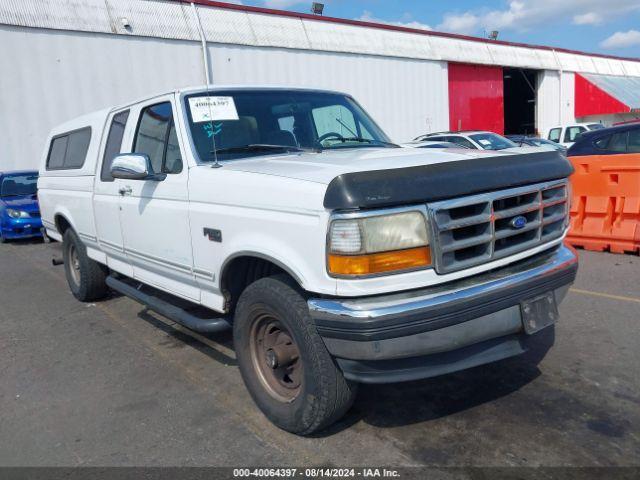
[67,242,81,288]
[62,228,108,302]
[249,314,303,403]
[234,275,357,434]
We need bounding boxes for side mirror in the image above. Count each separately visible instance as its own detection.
[111,154,166,181]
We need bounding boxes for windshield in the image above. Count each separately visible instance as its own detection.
[588,123,605,130]
[184,90,394,162]
[0,173,38,197]
[469,133,517,150]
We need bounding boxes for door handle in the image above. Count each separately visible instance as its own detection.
[118,186,133,196]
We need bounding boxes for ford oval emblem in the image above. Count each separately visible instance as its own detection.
[510,215,528,229]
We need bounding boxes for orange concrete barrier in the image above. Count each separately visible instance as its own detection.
[567,154,640,254]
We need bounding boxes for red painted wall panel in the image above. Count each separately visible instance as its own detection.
[448,63,504,134]
[575,73,630,117]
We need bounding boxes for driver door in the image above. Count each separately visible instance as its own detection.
[118,96,199,301]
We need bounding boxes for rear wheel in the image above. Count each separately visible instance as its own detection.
[234,275,357,435]
[0,231,6,243]
[63,229,108,301]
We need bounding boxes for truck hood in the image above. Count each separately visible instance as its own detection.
[219,147,511,185]
[203,147,573,211]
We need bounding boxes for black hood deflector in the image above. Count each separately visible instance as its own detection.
[323,151,574,210]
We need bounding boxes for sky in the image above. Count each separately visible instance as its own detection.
[224,0,640,58]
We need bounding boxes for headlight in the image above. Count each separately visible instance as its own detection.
[328,211,431,277]
[6,209,30,219]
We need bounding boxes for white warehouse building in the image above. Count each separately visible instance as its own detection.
[1,0,640,170]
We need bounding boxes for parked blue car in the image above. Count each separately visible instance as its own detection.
[0,170,43,242]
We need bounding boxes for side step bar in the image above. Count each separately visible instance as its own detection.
[106,276,232,334]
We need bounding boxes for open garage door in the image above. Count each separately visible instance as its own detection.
[448,64,541,136]
[503,68,538,135]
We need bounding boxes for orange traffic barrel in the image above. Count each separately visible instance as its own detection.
[567,154,640,254]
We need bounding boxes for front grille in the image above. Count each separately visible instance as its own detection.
[427,180,569,274]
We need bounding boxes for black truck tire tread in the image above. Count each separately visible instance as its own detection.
[63,229,108,302]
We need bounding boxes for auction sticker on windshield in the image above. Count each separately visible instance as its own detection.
[189,96,239,122]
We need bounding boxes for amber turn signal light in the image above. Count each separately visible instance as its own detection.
[328,246,432,276]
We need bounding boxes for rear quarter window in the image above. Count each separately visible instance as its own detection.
[46,127,92,170]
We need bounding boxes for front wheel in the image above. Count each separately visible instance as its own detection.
[63,229,108,301]
[234,275,357,435]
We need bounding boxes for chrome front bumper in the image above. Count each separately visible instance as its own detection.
[308,244,578,383]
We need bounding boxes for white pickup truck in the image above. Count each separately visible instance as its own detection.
[38,86,578,435]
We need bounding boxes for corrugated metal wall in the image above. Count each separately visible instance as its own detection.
[209,45,449,143]
[0,25,448,170]
[3,0,640,75]
[0,26,205,170]
[575,73,630,117]
[2,0,640,169]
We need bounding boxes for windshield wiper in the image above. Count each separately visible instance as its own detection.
[332,118,398,148]
[336,137,400,148]
[209,144,310,156]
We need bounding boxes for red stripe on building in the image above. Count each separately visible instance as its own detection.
[448,63,504,134]
[575,73,630,117]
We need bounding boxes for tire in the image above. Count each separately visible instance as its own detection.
[0,231,6,243]
[234,275,357,435]
[62,228,108,301]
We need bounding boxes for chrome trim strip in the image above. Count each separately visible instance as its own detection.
[78,232,98,243]
[124,247,193,273]
[193,267,215,281]
[308,244,577,323]
[99,238,124,252]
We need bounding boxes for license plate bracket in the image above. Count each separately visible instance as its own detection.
[521,292,558,334]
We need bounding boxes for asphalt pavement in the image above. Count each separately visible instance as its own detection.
[1,240,638,468]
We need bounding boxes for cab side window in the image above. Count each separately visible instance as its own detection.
[101,110,130,182]
[564,126,585,143]
[548,128,561,143]
[164,123,182,174]
[594,132,629,153]
[133,102,183,175]
[628,129,640,153]
[608,132,628,153]
[594,135,611,150]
